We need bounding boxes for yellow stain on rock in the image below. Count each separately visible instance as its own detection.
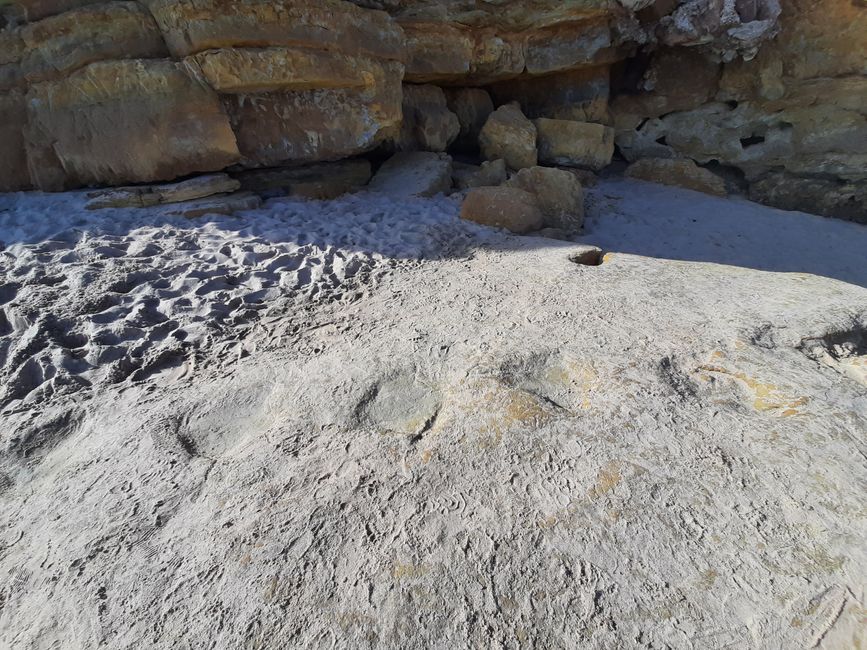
[263,575,278,603]
[470,380,560,448]
[698,362,810,416]
[392,562,429,580]
[538,514,558,529]
[542,359,599,410]
[698,569,719,590]
[588,460,622,500]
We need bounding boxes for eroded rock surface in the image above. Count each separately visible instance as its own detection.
[460,186,544,233]
[536,118,615,171]
[626,158,727,197]
[505,166,585,231]
[369,151,453,197]
[0,182,864,648]
[479,102,538,171]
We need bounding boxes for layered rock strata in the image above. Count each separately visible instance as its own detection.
[0,0,861,222]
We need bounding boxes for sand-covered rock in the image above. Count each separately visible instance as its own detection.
[460,186,544,233]
[626,158,727,197]
[0,180,865,648]
[161,191,262,218]
[479,103,538,171]
[535,118,615,171]
[369,151,453,198]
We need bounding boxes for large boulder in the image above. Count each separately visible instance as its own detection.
[189,47,375,94]
[395,84,460,152]
[369,152,453,198]
[625,158,727,197]
[749,172,867,224]
[460,186,544,234]
[479,103,538,171]
[24,59,240,190]
[535,118,615,170]
[505,166,585,231]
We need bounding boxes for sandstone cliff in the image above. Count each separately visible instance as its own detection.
[0,0,863,221]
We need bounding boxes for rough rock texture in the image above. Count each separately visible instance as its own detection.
[160,191,262,218]
[490,66,611,123]
[452,159,507,191]
[460,186,544,233]
[0,90,30,190]
[144,0,404,60]
[369,151,453,197]
[626,158,727,197]
[25,59,240,190]
[749,173,867,226]
[19,2,168,84]
[189,47,376,94]
[0,0,858,222]
[86,173,241,209]
[535,118,615,171]
[221,60,403,168]
[610,0,867,221]
[505,166,585,231]
[479,103,538,171]
[395,84,460,152]
[1,181,865,648]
